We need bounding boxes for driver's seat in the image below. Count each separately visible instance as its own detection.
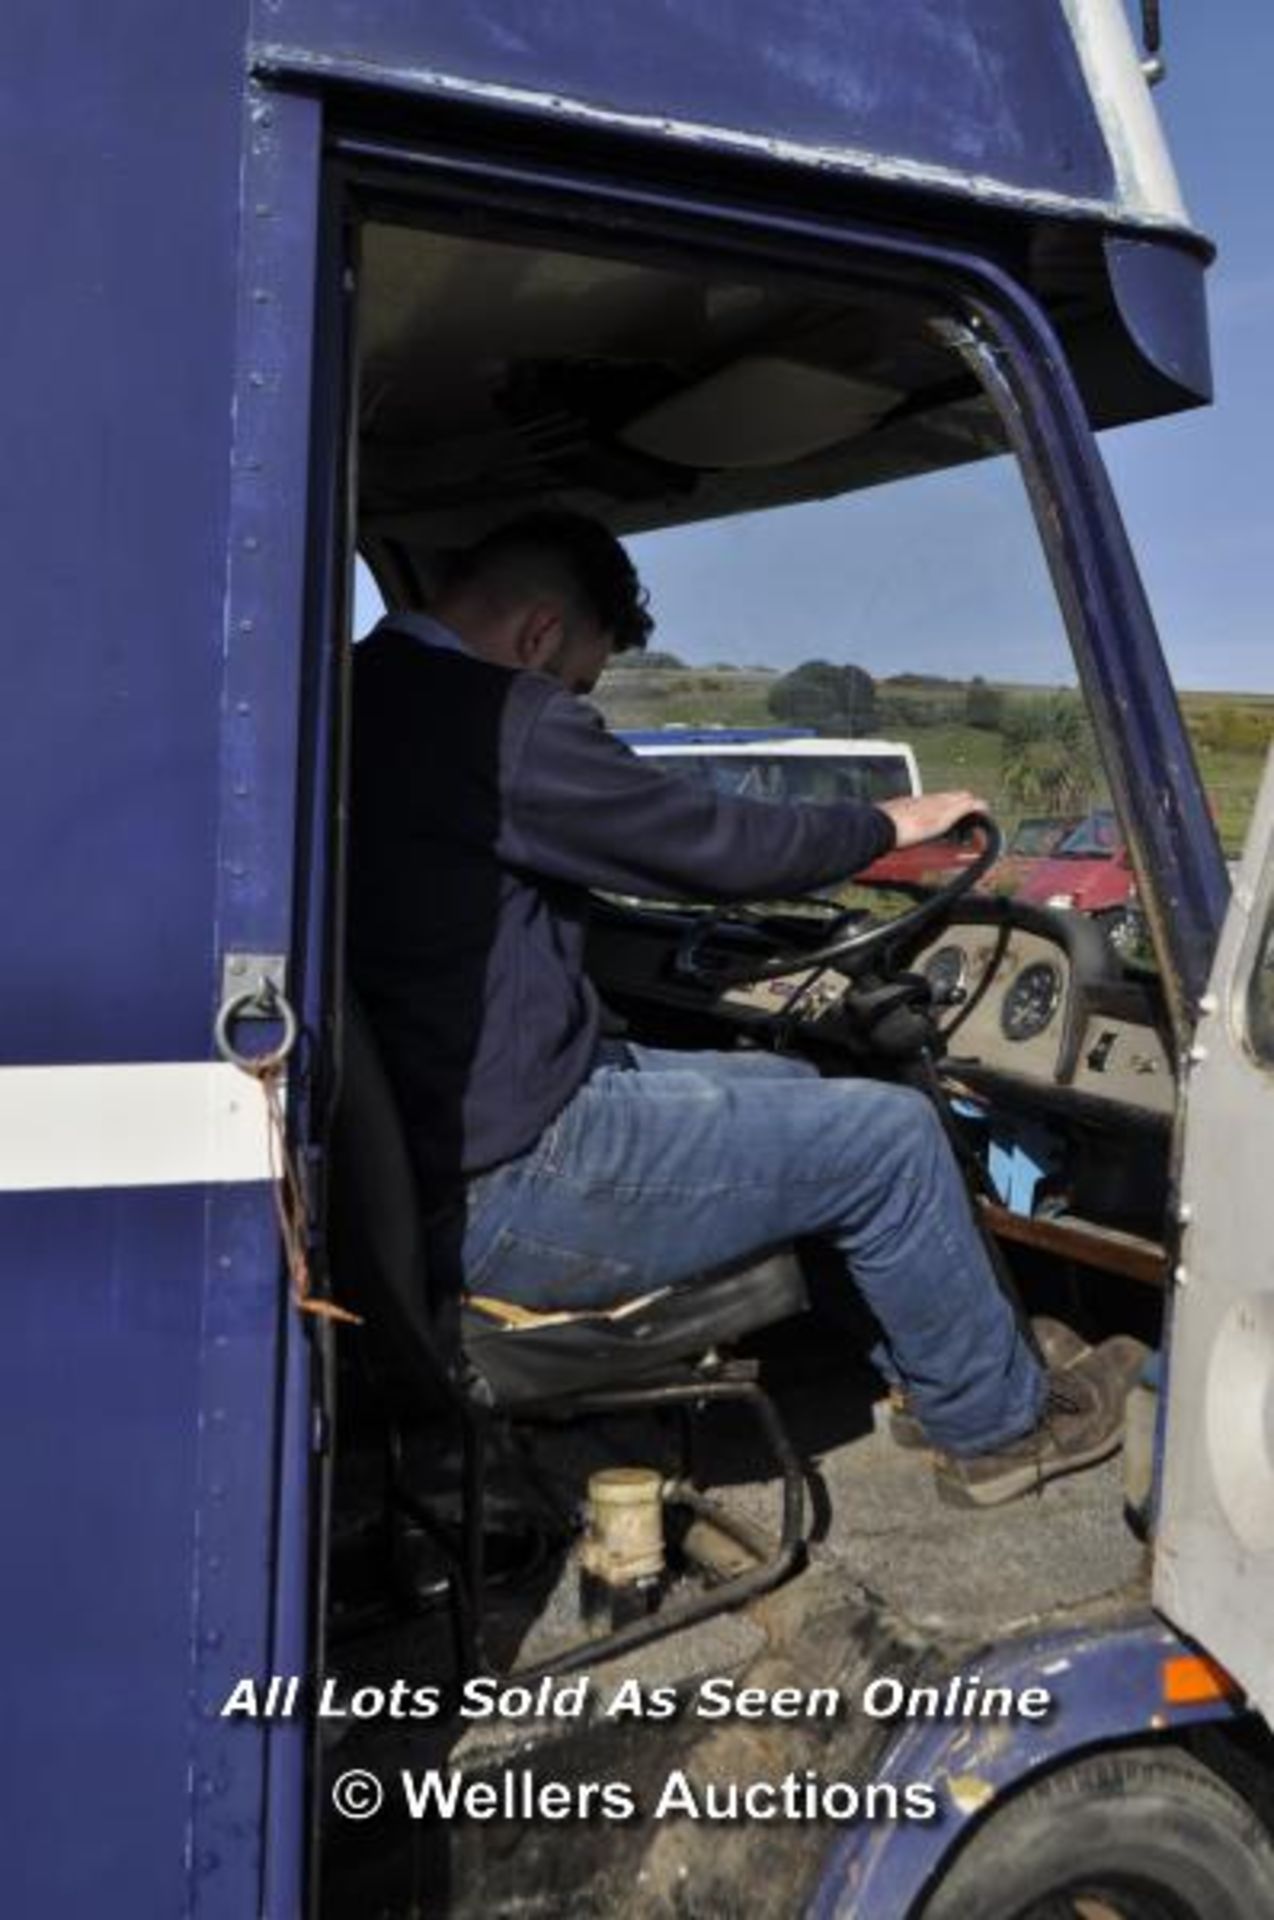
[329,994,810,1676]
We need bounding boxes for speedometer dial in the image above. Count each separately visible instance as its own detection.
[1000,961,1062,1042]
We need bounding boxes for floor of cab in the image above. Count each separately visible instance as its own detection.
[320,1304,1148,1918]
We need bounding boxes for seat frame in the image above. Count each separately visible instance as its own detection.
[384,1361,806,1679]
[331,996,810,1677]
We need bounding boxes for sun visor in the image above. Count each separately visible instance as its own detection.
[619,357,897,469]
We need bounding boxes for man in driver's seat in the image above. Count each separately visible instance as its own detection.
[349,511,1143,1507]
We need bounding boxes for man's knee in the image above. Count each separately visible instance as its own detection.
[842,1080,949,1171]
[845,1078,936,1132]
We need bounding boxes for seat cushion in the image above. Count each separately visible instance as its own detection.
[460,1250,807,1407]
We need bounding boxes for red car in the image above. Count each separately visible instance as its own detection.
[983,813,1083,893]
[1015,808,1142,951]
[858,813,1077,895]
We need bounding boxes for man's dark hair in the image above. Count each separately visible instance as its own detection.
[445,510,653,654]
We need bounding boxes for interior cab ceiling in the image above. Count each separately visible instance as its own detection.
[357,220,1006,553]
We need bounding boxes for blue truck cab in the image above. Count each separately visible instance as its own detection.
[5,4,1274,1916]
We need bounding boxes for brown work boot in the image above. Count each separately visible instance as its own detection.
[1031,1315,1094,1371]
[933,1336,1151,1508]
[887,1317,1092,1450]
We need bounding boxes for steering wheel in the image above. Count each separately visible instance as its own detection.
[716,812,1004,987]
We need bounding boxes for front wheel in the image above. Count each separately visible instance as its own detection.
[918,1744,1274,1920]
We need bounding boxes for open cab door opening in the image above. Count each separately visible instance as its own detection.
[1156,745,1274,1719]
[12,2,1266,1914]
[319,156,1223,1914]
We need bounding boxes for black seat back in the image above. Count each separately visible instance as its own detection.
[328,995,463,1405]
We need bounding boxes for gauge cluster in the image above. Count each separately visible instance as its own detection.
[722,919,1080,1075]
[916,923,1071,1075]
[586,893,1172,1116]
[924,942,1067,1047]
[912,913,1173,1111]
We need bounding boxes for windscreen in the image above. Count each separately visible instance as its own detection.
[357,218,1268,965]
[596,440,1088,916]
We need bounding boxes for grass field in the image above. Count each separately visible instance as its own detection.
[594,670,1273,854]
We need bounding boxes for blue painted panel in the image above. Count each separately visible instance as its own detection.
[186,1184,297,1920]
[213,88,324,977]
[254,0,1114,202]
[1108,234,1214,401]
[2,1189,222,1915]
[1,1184,292,1919]
[0,4,249,1065]
[1,8,322,1915]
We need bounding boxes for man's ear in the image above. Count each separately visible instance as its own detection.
[514,602,566,672]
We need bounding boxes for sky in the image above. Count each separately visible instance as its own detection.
[624,6,1273,692]
[1101,5,1274,692]
[355,7,1271,692]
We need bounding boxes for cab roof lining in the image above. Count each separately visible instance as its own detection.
[356,219,1007,553]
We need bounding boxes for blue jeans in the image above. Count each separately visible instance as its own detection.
[461,1045,1044,1456]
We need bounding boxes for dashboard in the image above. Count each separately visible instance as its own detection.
[589,895,1176,1123]
[909,919,1174,1118]
[588,892,1176,1281]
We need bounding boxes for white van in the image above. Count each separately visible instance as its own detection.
[620,727,921,807]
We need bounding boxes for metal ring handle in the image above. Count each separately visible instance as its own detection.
[214,985,299,1074]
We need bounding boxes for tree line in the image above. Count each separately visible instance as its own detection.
[765,660,1099,812]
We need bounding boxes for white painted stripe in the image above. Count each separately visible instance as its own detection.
[0,1062,278,1192]
[1061,0,1189,224]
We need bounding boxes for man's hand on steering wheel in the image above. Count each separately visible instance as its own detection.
[877,789,991,848]
[717,801,1004,986]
